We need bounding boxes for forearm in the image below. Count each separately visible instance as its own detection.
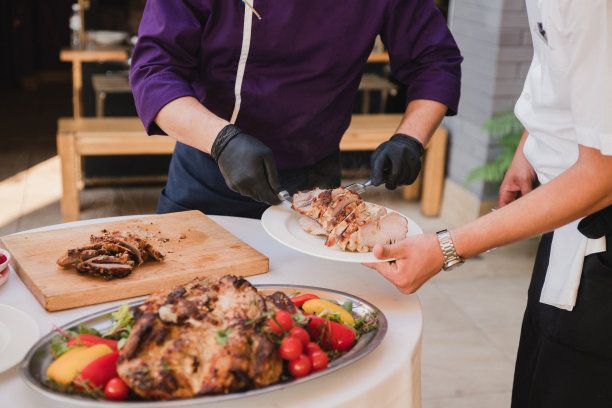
[453,146,612,259]
[395,99,447,146]
[154,96,229,154]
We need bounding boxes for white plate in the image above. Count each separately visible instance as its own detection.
[0,304,39,373]
[262,203,423,263]
[88,30,129,46]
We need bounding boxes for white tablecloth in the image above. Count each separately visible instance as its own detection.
[0,215,423,408]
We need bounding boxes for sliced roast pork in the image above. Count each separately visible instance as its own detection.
[299,216,327,236]
[340,211,408,252]
[292,187,408,252]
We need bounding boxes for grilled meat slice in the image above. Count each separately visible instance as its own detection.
[291,188,323,215]
[318,188,361,232]
[117,275,296,400]
[57,242,134,267]
[294,187,409,252]
[340,211,408,252]
[58,230,164,279]
[90,231,144,265]
[75,255,134,279]
[298,216,327,236]
[325,201,369,247]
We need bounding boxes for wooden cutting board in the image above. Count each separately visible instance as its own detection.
[0,211,268,311]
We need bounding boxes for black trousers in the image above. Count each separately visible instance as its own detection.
[512,206,612,407]
[157,142,342,219]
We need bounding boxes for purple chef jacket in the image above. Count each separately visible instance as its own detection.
[130,0,462,170]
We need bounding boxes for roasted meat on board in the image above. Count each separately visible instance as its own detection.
[56,230,164,279]
[117,275,301,400]
[292,187,408,252]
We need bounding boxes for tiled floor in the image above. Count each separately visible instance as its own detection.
[0,84,538,407]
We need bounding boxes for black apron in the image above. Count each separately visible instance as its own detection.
[157,142,342,219]
[512,205,612,408]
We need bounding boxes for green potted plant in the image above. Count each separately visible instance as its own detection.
[465,111,524,189]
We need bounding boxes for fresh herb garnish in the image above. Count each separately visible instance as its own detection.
[341,301,353,314]
[245,311,271,326]
[43,378,105,400]
[104,304,133,337]
[50,330,78,358]
[292,313,306,325]
[354,311,379,338]
[215,327,233,345]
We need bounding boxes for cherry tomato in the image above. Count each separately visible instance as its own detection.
[104,377,129,401]
[304,341,321,355]
[309,350,329,371]
[280,336,303,360]
[289,327,310,347]
[288,354,312,378]
[269,310,293,334]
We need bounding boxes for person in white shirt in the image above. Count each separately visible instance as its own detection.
[363,1,612,406]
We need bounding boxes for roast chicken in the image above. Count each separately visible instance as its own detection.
[116,275,300,400]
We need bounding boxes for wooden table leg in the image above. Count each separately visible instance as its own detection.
[420,127,448,217]
[96,91,106,117]
[72,60,82,118]
[56,128,80,222]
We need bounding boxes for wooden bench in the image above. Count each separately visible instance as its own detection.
[57,115,447,222]
[340,114,448,217]
[91,73,132,117]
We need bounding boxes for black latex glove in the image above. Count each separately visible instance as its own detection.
[370,133,424,190]
[211,124,281,205]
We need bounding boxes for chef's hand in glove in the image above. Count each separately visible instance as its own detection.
[370,133,424,190]
[211,124,281,205]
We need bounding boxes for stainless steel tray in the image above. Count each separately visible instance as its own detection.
[20,284,387,407]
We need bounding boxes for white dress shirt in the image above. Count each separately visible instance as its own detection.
[515,0,611,310]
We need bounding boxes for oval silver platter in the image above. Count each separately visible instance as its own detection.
[20,284,387,407]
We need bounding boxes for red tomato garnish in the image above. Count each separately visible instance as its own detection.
[288,354,312,378]
[309,350,329,371]
[304,341,322,355]
[67,334,118,350]
[307,315,355,351]
[280,336,303,361]
[104,377,129,401]
[0,254,6,264]
[289,327,310,347]
[290,293,319,308]
[269,310,293,334]
[74,351,119,389]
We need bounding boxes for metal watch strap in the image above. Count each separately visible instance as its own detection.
[436,229,464,271]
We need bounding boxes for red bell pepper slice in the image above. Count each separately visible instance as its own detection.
[67,334,118,351]
[290,293,320,308]
[307,315,355,352]
[73,350,119,390]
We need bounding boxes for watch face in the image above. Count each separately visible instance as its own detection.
[443,259,464,271]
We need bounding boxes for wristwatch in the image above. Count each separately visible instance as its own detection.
[436,229,464,271]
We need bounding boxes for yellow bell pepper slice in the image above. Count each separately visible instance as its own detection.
[46,343,114,385]
[302,299,355,326]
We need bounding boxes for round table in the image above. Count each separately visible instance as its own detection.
[0,215,423,408]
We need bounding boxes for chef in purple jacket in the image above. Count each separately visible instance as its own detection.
[130,0,462,218]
